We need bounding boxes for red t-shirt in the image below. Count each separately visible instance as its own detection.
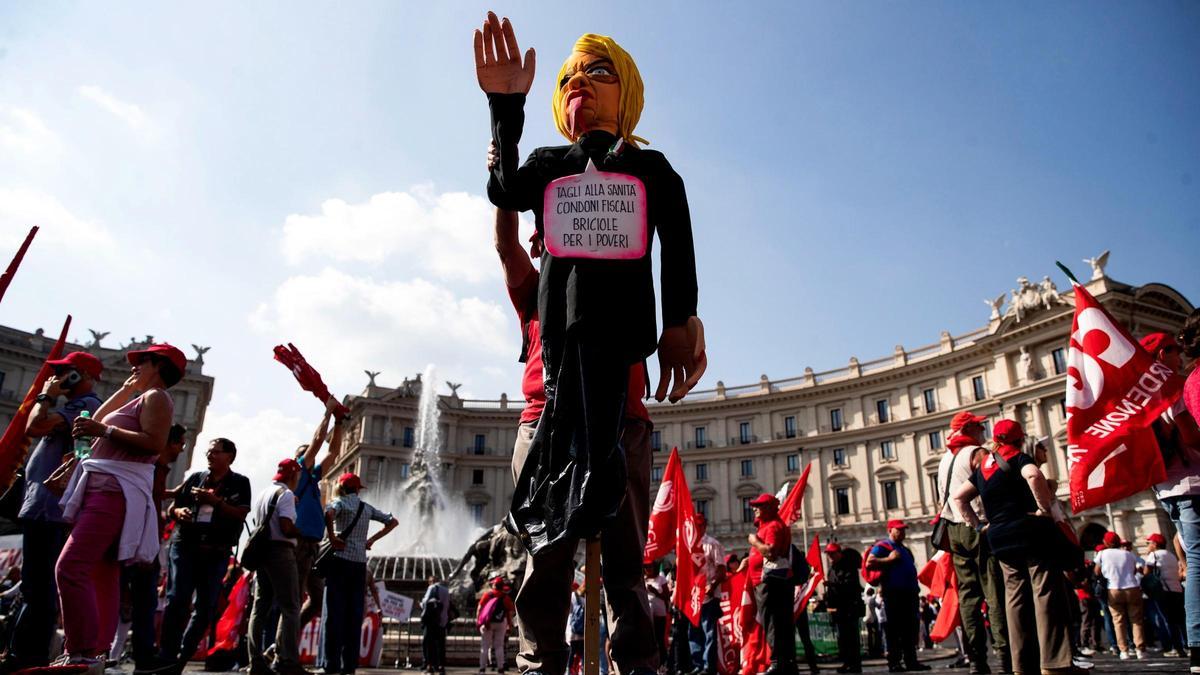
[509,271,649,424]
[746,516,791,586]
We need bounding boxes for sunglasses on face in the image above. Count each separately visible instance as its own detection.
[559,61,619,89]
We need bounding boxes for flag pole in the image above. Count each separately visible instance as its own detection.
[1055,261,1081,285]
[584,537,602,675]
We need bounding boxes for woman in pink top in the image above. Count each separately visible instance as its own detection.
[52,343,185,671]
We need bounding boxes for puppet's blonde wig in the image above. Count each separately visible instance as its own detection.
[551,34,647,146]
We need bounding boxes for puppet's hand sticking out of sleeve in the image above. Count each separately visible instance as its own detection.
[655,316,707,403]
[473,12,536,95]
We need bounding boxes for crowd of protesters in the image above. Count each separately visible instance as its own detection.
[0,347,399,675]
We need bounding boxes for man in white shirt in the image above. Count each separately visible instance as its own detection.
[247,459,304,675]
[1094,531,1146,659]
[936,411,1009,674]
[1144,533,1187,657]
[689,514,726,675]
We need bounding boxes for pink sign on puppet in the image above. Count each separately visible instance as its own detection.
[543,159,647,260]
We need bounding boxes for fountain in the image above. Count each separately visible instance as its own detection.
[366,366,529,617]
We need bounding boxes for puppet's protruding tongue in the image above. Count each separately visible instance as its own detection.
[566,96,587,138]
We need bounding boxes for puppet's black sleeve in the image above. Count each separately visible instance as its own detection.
[487,93,539,211]
[658,169,699,328]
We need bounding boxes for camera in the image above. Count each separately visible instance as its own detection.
[59,371,82,391]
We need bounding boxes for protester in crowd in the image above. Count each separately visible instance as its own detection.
[157,436,251,671]
[919,597,935,650]
[937,410,1010,675]
[643,564,669,669]
[118,423,188,674]
[2,351,103,672]
[247,459,305,675]
[491,206,661,675]
[952,419,1079,675]
[823,543,864,674]
[294,401,345,628]
[1075,563,1100,656]
[1144,532,1186,657]
[1091,532,1147,659]
[863,588,883,659]
[865,520,928,673]
[745,493,796,675]
[321,472,398,675]
[689,513,726,675]
[421,577,450,675]
[53,344,183,672]
[1145,322,1200,672]
[477,577,516,675]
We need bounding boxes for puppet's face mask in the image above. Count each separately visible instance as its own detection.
[558,51,621,140]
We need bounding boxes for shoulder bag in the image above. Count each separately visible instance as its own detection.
[240,488,284,572]
[313,501,366,578]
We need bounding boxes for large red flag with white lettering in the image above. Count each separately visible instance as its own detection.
[715,567,746,675]
[779,463,812,526]
[1066,281,1182,511]
[645,447,684,562]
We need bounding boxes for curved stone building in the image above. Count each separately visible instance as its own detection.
[329,264,1193,569]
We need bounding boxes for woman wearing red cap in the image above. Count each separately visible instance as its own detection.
[952,420,1081,675]
[476,575,517,675]
[1143,532,1187,657]
[52,343,186,672]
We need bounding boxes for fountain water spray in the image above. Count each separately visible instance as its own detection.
[371,364,485,557]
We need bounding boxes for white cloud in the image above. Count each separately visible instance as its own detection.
[249,267,518,397]
[0,187,116,252]
[192,407,311,498]
[280,186,512,284]
[0,106,62,157]
[77,85,150,134]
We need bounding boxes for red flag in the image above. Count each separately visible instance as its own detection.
[272,343,350,417]
[0,315,71,490]
[917,551,960,643]
[793,535,824,618]
[673,460,703,626]
[208,572,252,654]
[645,447,684,562]
[715,567,746,675]
[1065,281,1182,511]
[0,226,38,305]
[779,462,812,526]
[738,582,771,675]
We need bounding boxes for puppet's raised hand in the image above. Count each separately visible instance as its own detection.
[473,12,536,95]
[655,316,707,403]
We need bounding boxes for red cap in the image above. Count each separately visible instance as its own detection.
[887,519,908,530]
[950,411,986,432]
[824,542,842,553]
[126,343,188,375]
[1140,332,1179,356]
[273,458,301,481]
[992,419,1025,444]
[338,472,364,491]
[46,351,103,378]
[1148,533,1167,546]
[749,493,779,508]
[1103,531,1120,546]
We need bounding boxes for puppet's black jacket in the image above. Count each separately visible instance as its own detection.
[487,93,698,365]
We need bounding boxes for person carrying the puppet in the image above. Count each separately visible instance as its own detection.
[474,11,706,675]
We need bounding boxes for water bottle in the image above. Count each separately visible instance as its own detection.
[74,410,93,460]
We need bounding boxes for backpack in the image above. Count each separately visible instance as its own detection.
[488,595,508,623]
[239,488,283,572]
[862,540,894,586]
[421,593,443,627]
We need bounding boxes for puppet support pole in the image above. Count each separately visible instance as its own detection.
[584,538,602,675]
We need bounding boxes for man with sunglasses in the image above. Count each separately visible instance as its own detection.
[155,438,251,673]
[1,352,102,672]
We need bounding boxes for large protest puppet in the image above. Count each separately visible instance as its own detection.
[474,11,705,675]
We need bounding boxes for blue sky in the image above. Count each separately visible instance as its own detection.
[1,2,1197,486]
